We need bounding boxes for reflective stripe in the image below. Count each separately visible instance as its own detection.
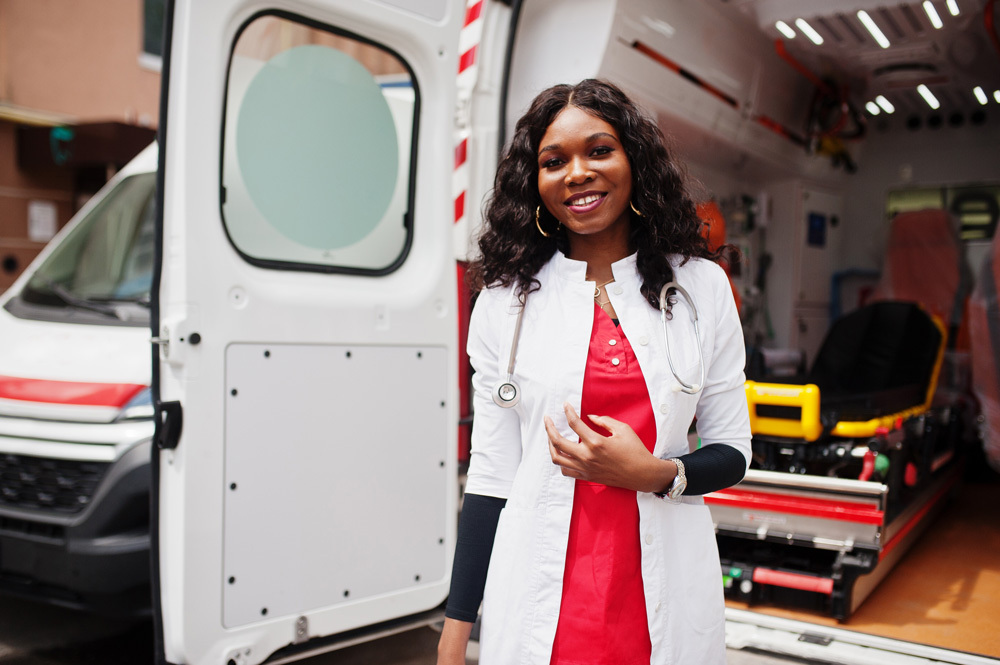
[752,568,834,594]
[0,375,146,407]
[705,487,884,525]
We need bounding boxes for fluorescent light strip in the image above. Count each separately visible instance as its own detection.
[946,0,959,16]
[974,86,988,105]
[775,20,797,39]
[923,1,944,28]
[857,10,891,48]
[795,18,824,45]
[866,102,881,115]
[917,84,940,109]
[875,95,895,113]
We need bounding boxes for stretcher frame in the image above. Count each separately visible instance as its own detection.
[707,312,963,619]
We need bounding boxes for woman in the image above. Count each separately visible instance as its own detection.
[438,79,751,665]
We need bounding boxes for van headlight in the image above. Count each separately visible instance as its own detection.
[115,387,154,421]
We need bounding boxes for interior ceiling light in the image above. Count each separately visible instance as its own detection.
[923,1,944,29]
[875,95,896,113]
[917,84,941,109]
[795,18,825,45]
[974,86,989,105]
[775,20,797,39]
[858,10,891,48]
[866,101,882,115]
[946,0,960,16]
[994,90,1000,103]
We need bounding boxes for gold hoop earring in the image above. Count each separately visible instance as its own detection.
[630,200,644,217]
[536,206,552,238]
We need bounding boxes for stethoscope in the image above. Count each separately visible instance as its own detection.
[491,281,706,408]
[658,281,705,394]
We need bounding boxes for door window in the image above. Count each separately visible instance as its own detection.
[886,184,1000,242]
[222,13,416,273]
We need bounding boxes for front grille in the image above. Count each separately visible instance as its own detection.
[0,514,65,538]
[0,454,109,514]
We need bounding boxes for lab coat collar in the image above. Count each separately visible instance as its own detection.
[551,250,639,284]
[611,252,639,284]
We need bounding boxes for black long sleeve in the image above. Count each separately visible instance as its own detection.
[675,443,747,496]
[444,493,506,622]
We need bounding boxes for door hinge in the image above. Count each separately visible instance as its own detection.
[155,400,183,450]
[294,615,309,644]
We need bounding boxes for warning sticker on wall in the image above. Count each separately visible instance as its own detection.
[27,200,58,242]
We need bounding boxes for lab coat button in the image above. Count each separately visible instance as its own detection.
[645,533,653,545]
[639,336,649,346]
[659,404,669,414]
[654,602,661,612]
[611,358,620,366]
[613,285,623,295]
[608,339,617,346]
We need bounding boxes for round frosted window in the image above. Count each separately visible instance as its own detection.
[237,46,397,250]
[222,16,414,272]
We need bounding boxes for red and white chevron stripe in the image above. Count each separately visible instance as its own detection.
[453,0,485,243]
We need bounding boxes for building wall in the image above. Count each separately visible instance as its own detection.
[0,0,160,291]
[0,0,160,125]
[0,122,75,291]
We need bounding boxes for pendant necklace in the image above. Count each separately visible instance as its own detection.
[593,278,615,310]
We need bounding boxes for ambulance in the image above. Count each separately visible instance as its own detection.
[0,1,997,664]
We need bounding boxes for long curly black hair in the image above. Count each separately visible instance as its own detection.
[468,79,720,310]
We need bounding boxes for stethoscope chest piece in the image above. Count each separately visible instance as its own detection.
[493,380,521,408]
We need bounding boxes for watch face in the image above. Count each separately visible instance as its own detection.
[668,478,687,500]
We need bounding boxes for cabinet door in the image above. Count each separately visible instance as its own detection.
[796,187,843,307]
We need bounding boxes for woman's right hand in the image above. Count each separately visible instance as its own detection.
[545,402,675,493]
[437,617,475,665]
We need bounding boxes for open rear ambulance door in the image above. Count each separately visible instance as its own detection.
[151,2,461,663]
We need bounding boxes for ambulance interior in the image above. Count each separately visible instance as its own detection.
[485,0,1000,657]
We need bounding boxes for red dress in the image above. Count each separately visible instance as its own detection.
[550,304,657,665]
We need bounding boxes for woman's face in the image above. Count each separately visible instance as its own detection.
[536,106,633,248]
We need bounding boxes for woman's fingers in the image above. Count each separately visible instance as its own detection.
[550,440,584,477]
[544,416,578,459]
[545,416,586,477]
[586,413,625,435]
[562,402,597,441]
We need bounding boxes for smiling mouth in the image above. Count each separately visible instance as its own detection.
[565,192,607,212]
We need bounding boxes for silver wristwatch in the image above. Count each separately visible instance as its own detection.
[655,458,687,502]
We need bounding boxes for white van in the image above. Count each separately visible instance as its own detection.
[0,144,157,613]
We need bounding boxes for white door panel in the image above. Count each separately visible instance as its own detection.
[156,2,462,664]
[222,342,449,629]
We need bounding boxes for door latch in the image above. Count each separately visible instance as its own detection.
[155,400,183,450]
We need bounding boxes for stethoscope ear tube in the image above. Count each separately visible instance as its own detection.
[493,297,526,408]
[659,282,705,395]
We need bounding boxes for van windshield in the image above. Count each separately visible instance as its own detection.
[15,173,156,326]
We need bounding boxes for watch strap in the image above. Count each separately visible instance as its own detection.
[654,457,686,501]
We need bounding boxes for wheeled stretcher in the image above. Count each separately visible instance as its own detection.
[707,301,964,619]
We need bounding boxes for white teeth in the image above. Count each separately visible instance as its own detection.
[570,194,602,206]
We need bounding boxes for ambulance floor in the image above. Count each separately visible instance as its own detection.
[725,480,1000,658]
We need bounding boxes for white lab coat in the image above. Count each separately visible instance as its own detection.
[465,251,752,665]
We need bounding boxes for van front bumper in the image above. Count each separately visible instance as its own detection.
[0,434,153,615]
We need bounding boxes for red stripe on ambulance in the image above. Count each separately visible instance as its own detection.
[0,375,146,408]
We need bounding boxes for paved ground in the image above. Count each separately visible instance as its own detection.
[0,593,810,665]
